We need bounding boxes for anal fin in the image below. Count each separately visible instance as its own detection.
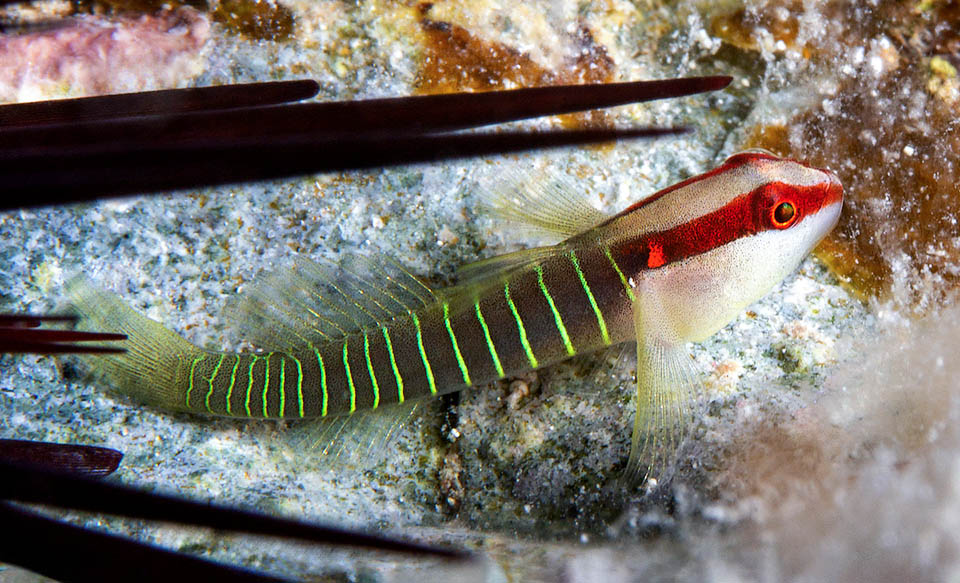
[288,400,426,471]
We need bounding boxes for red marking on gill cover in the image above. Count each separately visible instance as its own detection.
[647,242,666,268]
[615,189,759,270]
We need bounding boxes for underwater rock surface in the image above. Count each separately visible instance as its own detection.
[1,0,958,581]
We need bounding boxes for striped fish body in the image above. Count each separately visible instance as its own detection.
[177,243,637,419]
[70,151,843,475]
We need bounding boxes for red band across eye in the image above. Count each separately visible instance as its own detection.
[612,179,833,272]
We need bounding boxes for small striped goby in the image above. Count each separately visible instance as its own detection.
[69,151,843,476]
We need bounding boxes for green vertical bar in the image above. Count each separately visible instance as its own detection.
[311,345,328,417]
[474,300,504,378]
[278,356,286,417]
[364,332,380,409]
[381,326,404,403]
[244,355,259,418]
[342,341,356,413]
[505,281,538,368]
[293,356,304,418]
[443,302,472,386]
[204,353,226,414]
[535,265,576,357]
[604,246,637,302]
[225,354,240,415]
[261,353,272,417]
[409,310,436,395]
[569,250,611,345]
[185,355,204,409]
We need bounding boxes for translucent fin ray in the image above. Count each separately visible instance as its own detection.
[234,254,436,352]
[576,342,635,396]
[448,246,558,295]
[625,303,699,486]
[288,400,425,469]
[476,166,610,239]
[65,277,200,410]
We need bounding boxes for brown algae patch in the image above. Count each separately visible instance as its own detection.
[414,2,616,129]
[748,70,960,307]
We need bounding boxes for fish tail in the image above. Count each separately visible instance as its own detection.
[66,277,201,411]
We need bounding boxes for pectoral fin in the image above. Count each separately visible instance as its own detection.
[626,300,699,485]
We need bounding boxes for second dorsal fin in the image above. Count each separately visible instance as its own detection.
[447,245,559,295]
[233,254,436,353]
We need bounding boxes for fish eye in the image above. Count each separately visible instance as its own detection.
[772,201,797,228]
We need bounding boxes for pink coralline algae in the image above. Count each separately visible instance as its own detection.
[0,7,210,103]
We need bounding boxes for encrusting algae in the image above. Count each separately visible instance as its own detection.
[416,3,616,129]
[75,0,294,41]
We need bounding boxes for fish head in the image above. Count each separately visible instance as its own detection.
[729,151,844,296]
[616,151,843,343]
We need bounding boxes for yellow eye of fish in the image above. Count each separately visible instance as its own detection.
[773,201,796,227]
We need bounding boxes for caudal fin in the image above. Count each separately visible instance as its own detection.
[66,277,201,411]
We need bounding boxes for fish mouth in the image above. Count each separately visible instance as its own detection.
[815,171,844,231]
[826,172,844,224]
[825,171,844,203]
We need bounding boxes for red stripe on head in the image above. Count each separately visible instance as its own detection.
[613,177,841,271]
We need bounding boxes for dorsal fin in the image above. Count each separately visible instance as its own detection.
[476,166,610,239]
[446,245,558,296]
[233,254,436,353]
